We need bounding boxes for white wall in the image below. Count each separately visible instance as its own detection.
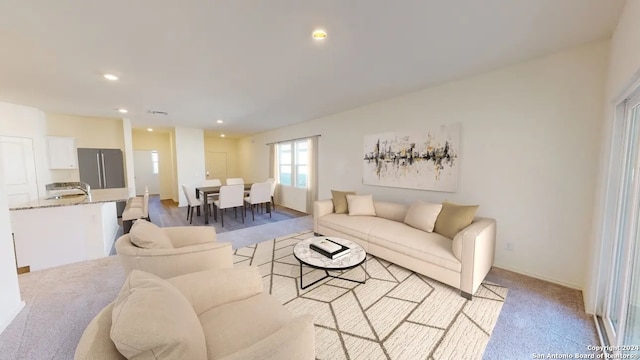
[122,118,135,197]
[46,113,125,183]
[204,135,240,179]
[0,143,24,334]
[0,102,49,197]
[585,0,640,313]
[240,40,609,289]
[174,127,205,206]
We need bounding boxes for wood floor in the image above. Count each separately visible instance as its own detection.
[145,195,307,234]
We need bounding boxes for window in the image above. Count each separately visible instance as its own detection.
[151,151,159,174]
[295,141,308,188]
[277,139,309,188]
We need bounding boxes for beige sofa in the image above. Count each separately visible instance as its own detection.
[314,199,496,299]
[75,267,315,360]
[115,222,233,279]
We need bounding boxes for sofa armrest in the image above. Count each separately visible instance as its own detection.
[219,315,315,360]
[452,217,496,296]
[314,199,334,232]
[162,226,217,247]
[167,267,264,315]
[75,302,126,360]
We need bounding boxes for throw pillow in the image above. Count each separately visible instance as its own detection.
[346,194,377,216]
[110,270,207,360]
[331,190,356,214]
[129,219,174,249]
[433,201,479,239]
[403,200,443,233]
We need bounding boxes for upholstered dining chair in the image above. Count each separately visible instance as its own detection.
[202,179,222,187]
[213,184,245,227]
[201,179,222,202]
[244,182,272,221]
[225,177,244,185]
[122,190,150,233]
[267,178,276,209]
[181,184,205,224]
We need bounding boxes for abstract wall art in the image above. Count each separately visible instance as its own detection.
[363,123,460,192]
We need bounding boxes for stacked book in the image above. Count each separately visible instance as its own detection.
[310,238,351,259]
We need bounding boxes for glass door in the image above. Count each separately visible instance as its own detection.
[602,95,640,355]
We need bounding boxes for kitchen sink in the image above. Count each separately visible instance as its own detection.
[47,194,86,200]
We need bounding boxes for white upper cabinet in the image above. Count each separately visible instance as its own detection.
[47,136,77,169]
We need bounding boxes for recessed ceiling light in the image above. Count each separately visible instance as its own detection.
[220,134,226,138]
[147,128,153,132]
[104,74,119,81]
[117,108,128,114]
[312,29,327,40]
[216,119,223,124]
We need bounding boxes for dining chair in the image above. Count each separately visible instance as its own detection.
[266,178,276,209]
[201,179,222,202]
[202,179,222,187]
[213,184,245,227]
[244,182,272,221]
[226,178,244,185]
[182,184,205,224]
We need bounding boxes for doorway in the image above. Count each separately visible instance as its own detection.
[133,150,160,195]
[206,151,227,180]
[0,136,38,207]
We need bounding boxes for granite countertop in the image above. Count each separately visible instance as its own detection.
[10,188,130,211]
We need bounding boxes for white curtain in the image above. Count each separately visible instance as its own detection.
[269,143,278,204]
[268,144,276,179]
[306,136,318,214]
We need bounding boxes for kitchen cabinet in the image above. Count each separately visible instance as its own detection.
[48,136,77,169]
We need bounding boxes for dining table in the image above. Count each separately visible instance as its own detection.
[195,183,253,224]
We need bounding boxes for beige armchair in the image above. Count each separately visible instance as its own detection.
[115,220,233,279]
[75,268,315,360]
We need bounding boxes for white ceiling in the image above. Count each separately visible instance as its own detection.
[0,0,626,137]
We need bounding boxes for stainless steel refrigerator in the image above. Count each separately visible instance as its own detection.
[77,148,125,189]
[77,148,126,216]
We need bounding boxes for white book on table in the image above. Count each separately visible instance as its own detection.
[332,248,351,259]
[312,239,342,253]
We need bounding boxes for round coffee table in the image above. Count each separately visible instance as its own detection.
[293,236,367,289]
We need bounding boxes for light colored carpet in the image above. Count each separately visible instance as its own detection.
[234,231,508,360]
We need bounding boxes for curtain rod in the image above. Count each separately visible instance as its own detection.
[265,134,321,145]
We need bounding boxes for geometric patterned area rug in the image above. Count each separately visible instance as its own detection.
[233,231,508,360]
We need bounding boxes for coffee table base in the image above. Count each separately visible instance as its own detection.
[298,263,366,289]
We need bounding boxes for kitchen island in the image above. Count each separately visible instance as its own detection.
[10,187,129,271]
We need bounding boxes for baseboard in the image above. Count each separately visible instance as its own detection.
[492,264,583,290]
[0,300,25,335]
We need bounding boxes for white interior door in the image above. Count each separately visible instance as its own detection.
[206,152,227,180]
[133,150,160,195]
[0,136,38,207]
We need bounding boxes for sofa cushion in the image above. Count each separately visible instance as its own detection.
[367,221,461,272]
[403,201,442,233]
[199,292,294,359]
[434,201,479,239]
[373,201,410,222]
[331,190,356,214]
[346,194,376,216]
[110,270,207,360]
[129,219,173,249]
[318,213,391,240]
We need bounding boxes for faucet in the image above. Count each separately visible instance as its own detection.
[77,182,91,195]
